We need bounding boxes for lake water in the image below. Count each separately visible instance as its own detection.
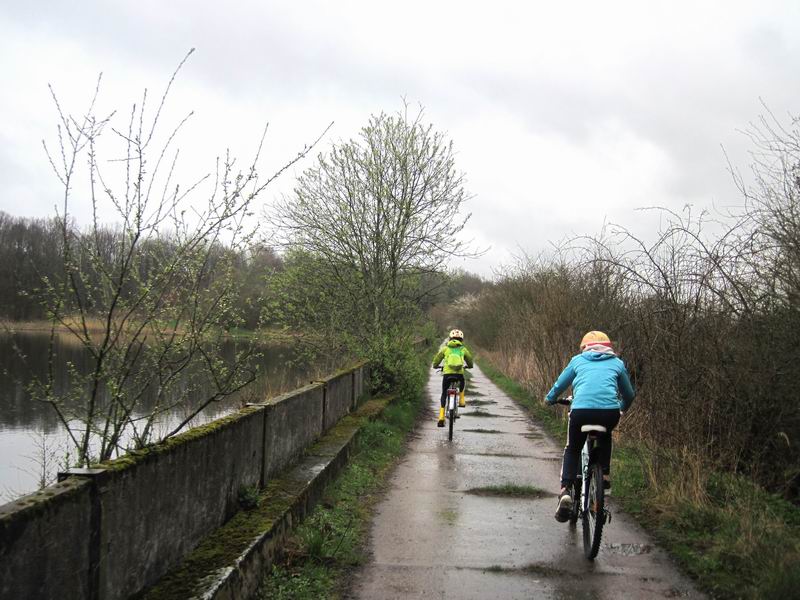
[0,330,311,502]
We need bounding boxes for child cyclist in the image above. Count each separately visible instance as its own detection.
[432,329,474,427]
[544,331,635,522]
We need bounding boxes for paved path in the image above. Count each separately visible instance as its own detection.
[347,366,704,599]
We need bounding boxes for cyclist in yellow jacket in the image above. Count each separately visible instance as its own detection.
[432,329,474,427]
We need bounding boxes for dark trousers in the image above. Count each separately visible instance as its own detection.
[440,374,465,407]
[560,408,620,487]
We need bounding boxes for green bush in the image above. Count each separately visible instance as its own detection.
[237,485,260,510]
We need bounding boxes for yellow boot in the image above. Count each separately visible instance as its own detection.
[437,406,445,427]
[459,390,466,408]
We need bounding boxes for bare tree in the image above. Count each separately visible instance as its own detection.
[268,105,475,346]
[736,105,800,307]
[34,50,320,466]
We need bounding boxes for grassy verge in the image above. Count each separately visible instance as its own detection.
[478,356,800,599]
[476,358,566,440]
[259,352,428,599]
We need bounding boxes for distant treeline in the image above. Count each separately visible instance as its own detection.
[0,211,283,326]
[0,212,63,320]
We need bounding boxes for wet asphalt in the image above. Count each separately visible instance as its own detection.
[346,366,705,599]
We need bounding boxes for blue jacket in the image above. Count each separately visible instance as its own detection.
[545,352,635,411]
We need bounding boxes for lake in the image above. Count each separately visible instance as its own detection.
[0,330,312,502]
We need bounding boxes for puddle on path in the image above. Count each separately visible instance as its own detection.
[465,484,550,499]
[604,542,653,556]
[439,508,458,525]
[464,411,501,418]
[468,451,534,458]
[480,563,581,578]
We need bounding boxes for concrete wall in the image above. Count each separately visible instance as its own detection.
[0,362,369,600]
[262,384,324,482]
[351,360,369,407]
[98,406,266,600]
[0,478,95,600]
[323,371,354,430]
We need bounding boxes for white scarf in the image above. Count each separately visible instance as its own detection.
[582,343,616,356]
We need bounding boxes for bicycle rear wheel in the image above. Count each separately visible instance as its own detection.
[447,385,458,441]
[582,462,605,559]
[448,408,455,440]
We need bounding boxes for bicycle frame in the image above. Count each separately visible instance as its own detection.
[566,436,594,526]
[447,386,459,412]
[580,436,592,502]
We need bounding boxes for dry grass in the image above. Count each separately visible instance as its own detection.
[479,348,543,396]
[635,460,800,598]
[643,448,710,507]
[1,317,108,334]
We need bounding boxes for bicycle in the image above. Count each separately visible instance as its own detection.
[437,367,468,441]
[555,397,612,560]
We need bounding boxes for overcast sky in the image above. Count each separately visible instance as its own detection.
[2,1,799,276]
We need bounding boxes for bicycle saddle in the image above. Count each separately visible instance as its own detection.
[581,425,607,433]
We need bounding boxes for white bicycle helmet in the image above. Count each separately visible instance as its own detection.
[449,329,464,340]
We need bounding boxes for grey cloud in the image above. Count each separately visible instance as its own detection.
[3,1,420,108]
[450,30,800,207]
[3,0,800,269]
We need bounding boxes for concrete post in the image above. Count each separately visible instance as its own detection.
[57,467,109,600]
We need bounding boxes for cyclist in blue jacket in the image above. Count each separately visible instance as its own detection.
[544,330,635,522]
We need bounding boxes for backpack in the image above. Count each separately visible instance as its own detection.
[445,346,465,371]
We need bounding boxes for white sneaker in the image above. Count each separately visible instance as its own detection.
[555,494,573,522]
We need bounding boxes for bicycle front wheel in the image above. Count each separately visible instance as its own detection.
[582,462,605,559]
[569,478,581,526]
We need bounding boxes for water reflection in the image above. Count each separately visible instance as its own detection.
[0,330,310,500]
[0,331,87,433]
